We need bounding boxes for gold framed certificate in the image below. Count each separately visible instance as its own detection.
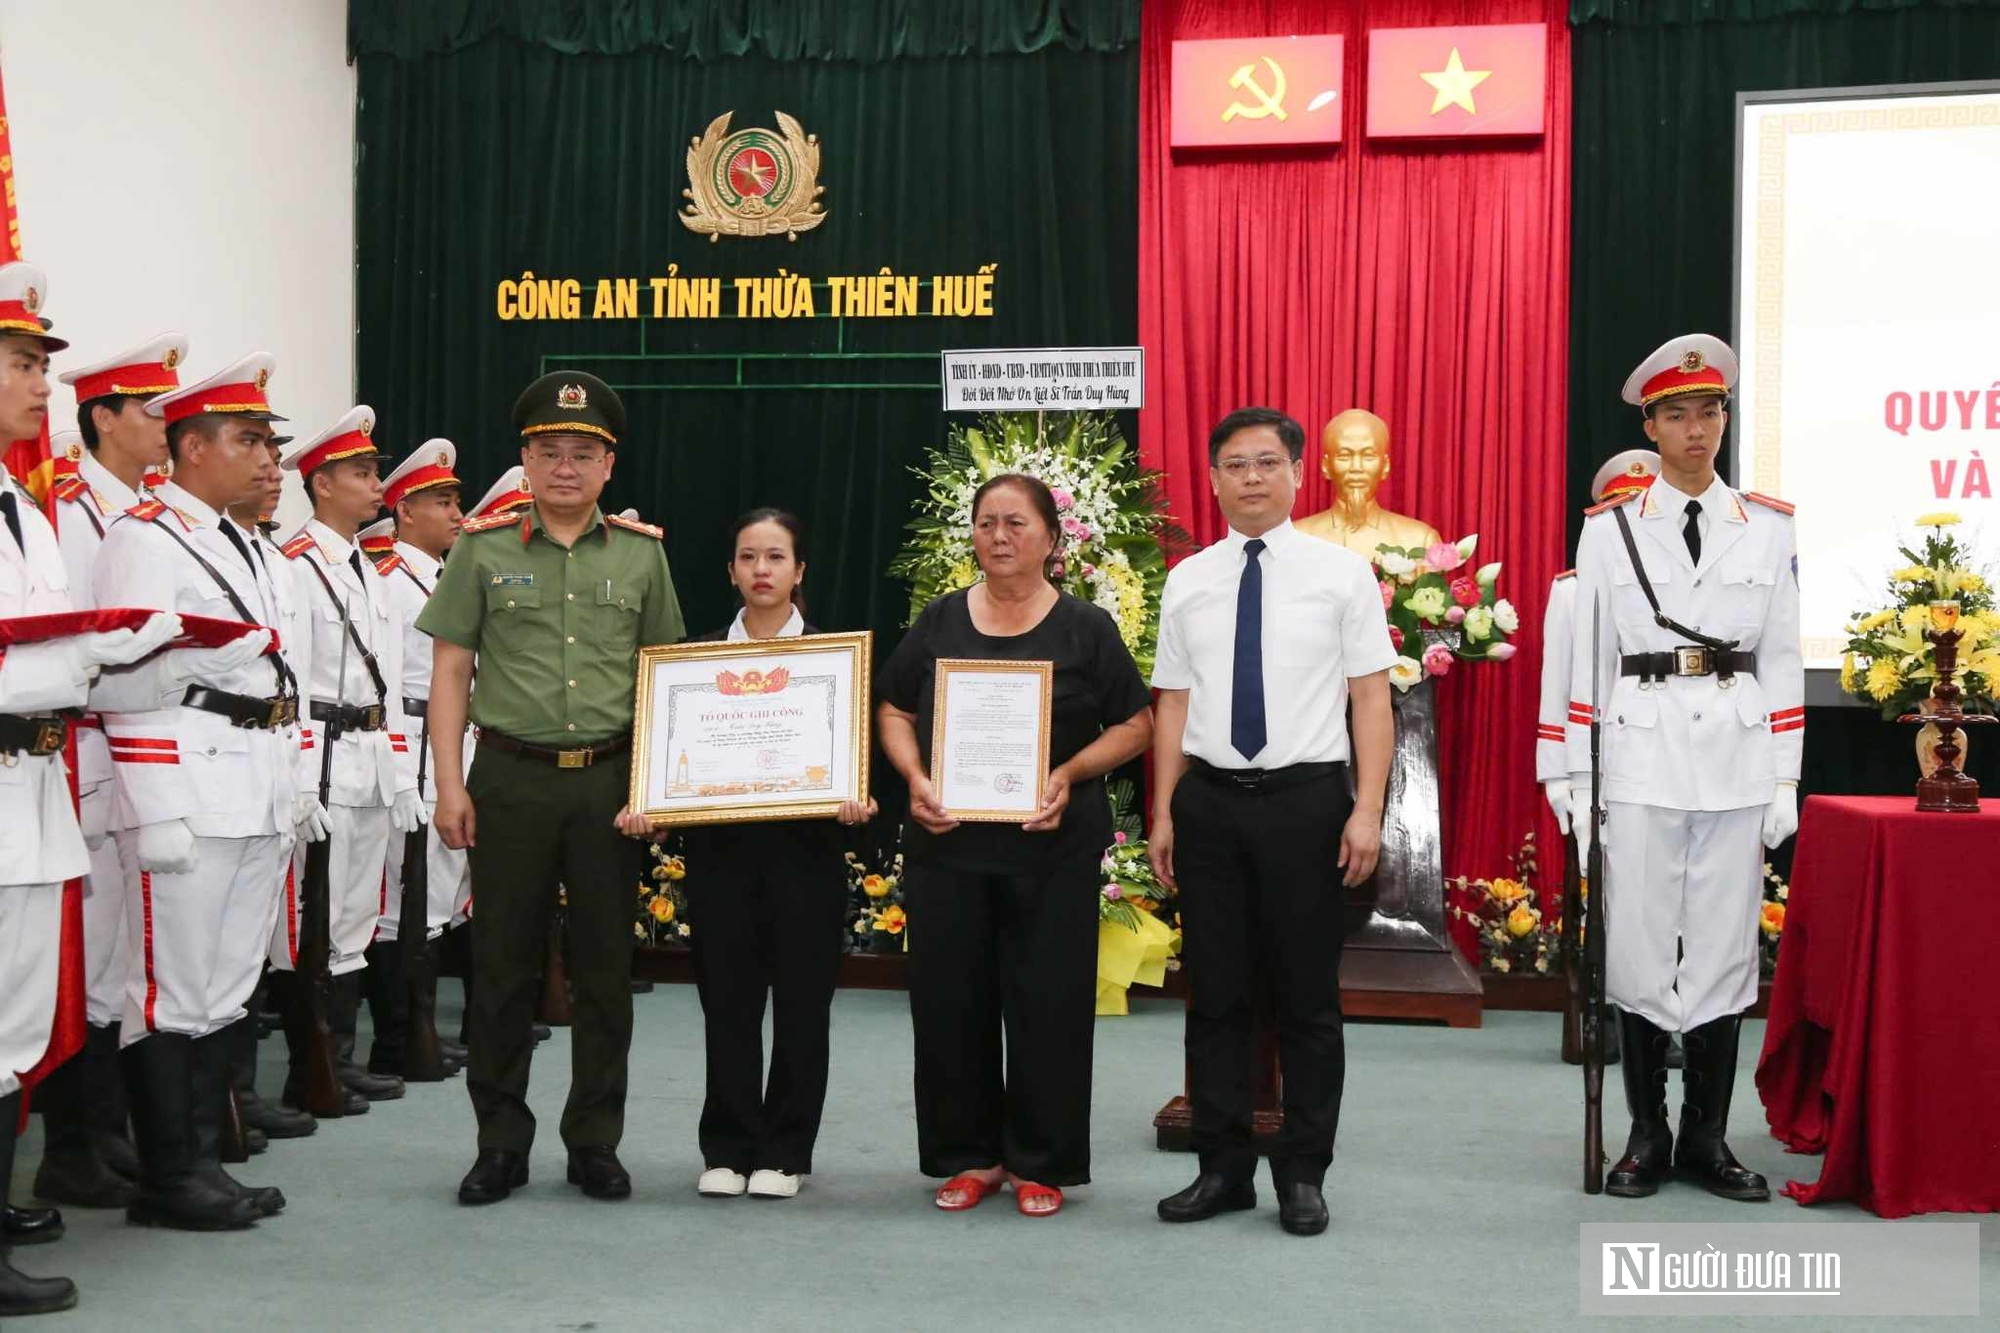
[630,631,872,827]
[929,658,1052,822]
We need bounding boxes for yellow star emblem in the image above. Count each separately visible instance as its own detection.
[1419,46,1492,116]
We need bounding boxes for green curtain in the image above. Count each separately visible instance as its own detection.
[1566,0,2000,807]
[353,23,1137,646]
[347,0,1139,60]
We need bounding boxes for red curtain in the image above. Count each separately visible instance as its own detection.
[1139,0,1572,905]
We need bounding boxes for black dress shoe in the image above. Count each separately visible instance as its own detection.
[437,1038,468,1065]
[2,1204,63,1245]
[0,1259,78,1317]
[1277,1183,1329,1236]
[1157,1172,1256,1223]
[241,1094,317,1140]
[566,1146,632,1200]
[630,980,655,994]
[337,1063,405,1102]
[458,1150,528,1205]
[531,1023,552,1044]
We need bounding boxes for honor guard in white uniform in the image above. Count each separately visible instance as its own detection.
[370,440,470,1077]
[278,408,422,1105]
[93,351,302,1232]
[35,336,189,1210]
[1566,335,1802,1203]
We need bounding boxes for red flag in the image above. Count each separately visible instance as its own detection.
[0,54,87,1120]
[1365,24,1548,140]
[1170,36,1344,149]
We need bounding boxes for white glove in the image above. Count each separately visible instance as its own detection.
[1542,778,1573,835]
[77,613,183,671]
[79,787,111,850]
[295,792,331,843]
[137,819,197,874]
[390,788,426,833]
[167,630,273,683]
[1762,783,1799,849]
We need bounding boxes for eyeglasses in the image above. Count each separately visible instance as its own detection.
[1215,455,1292,478]
[528,446,606,468]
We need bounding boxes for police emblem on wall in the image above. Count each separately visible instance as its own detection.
[680,110,827,243]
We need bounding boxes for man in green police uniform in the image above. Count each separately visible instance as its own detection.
[418,370,683,1206]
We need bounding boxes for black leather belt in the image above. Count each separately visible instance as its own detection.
[476,727,630,770]
[0,713,69,757]
[402,697,427,719]
[1188,757,1343,792]
[309,700,386,732]
[1621,648,1757,682]
[184,687,298,730]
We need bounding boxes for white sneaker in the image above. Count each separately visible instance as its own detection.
[697,1168,747,1197]
[746,1169,802,1199]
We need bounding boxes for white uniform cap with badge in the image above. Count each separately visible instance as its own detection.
[279,406,382,475]
[1589,449,1661,504]
[146,352,285,425]
[381,438,460,512]
[58,332,189,402]
[466,465,532,519]
[357,516,398,558]
[1621,334,1737,409]
[0,260,68,351]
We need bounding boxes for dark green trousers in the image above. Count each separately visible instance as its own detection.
[464,744,643,1153]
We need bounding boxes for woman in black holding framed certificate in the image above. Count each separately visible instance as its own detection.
[877,474,1153,1218]
[685,508,874,1201]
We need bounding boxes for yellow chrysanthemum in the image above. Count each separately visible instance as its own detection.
[1864,657,1903,701]
[1853,609,1897,634]
[1839,653,1859,694]
[1960,573,1986,595]
[1891,566,1933,585]
[1913,512,1961,528]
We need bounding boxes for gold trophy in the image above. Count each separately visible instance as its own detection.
[1901,600,1993,812]
[1295,409,1443,558]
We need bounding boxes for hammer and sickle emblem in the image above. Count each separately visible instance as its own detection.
[1222,57,1288,123]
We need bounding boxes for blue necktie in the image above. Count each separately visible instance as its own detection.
[1231,538,1267,762]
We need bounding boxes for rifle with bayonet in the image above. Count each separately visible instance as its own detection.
[1582,596,1608,1193]
[398,704,450,1081]
[293,589,350,1117]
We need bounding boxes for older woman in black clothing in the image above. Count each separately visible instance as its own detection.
[877,474,1153,1218]
[685,509,874,1201]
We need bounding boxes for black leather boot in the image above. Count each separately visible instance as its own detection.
[120,1035,258,1231]
[331,974,404,1101]
[1674,1015,1770,1202]
[31,1029,133,1209]
[190,1034,284,1218]
[1,1092,78,1317]
[90,1024,140,1182]
[362,939,411,1076]
[230,1004,315,1140]
[1605,1009,1674,1198]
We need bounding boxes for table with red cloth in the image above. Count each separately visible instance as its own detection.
[1755,795,2000,1217]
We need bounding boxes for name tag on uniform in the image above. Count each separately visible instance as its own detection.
[490,573,534,586]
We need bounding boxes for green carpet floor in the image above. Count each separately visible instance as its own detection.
[11,988,1993,1331]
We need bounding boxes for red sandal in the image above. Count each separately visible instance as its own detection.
[934,1173,1003,1211]
[1013,1182,1063,1217]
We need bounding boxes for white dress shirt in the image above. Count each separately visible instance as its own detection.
[1152,518,1398,768]
[725,604,804,640]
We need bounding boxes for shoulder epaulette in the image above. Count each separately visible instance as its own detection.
[1583,491,1641,517]
[374,553,404,576]
[605,513,663,540]
[460,511,521,534]
[1553,569,1576,582]
[127,499,167,521]
[1742,491,1796,516]
[52,476,88,503]
[280,533,315,559]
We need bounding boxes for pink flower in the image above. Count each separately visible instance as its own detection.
[1102,884,1122,900]
[1114,831,1127,844]
[1449,576,1482,609]
[1422,643,1455,678]
[1082,564,1096,577]
[1076,524,1093,541]
[1425,541,1467,574]
[1051,488,1075,512]
[1445,606,1466,625]
[1388,626,1404,650]
[1379,580,1395,609]
[1488,642,1517,662]
[1061,516,1084,537]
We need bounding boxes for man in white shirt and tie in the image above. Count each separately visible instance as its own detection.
[1148,406,1396,1237]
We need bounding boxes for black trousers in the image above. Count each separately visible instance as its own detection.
[464,745,644,1153]
[904,851,1098,1187]
[687,825,845,1175]
[1172,765,1350,1189]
